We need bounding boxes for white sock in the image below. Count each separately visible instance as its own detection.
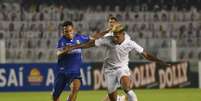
[66,96,70,101]
[127,90,138,101]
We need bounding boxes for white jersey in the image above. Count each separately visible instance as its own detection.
[95,33,144,70]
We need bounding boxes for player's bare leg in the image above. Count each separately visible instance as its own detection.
[120,76,138,101]
[67,79,81,101]
[108,91,117,101]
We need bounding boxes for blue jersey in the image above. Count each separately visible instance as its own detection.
[56,33,89,74]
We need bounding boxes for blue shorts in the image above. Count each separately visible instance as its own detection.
[52,71,81,98]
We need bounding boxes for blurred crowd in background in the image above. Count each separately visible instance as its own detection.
[0,0,201,64]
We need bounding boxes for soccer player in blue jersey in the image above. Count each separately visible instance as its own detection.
[52,21,110,101]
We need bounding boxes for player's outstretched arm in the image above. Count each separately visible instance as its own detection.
[56,45,73,57]
[141,50,170,67]
[63,40,96,54]
[72,40,95,49]
[90,22,120,39]
[56,41,95,57]
[91,29,111,40]
[63,28,113,53]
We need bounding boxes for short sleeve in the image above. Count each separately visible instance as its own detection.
[130,40,144,53]
[95,37,111,47]
[79,34,90,43]
[56,39,64,51]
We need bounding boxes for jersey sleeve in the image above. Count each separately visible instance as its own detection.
[56,39,64,51]
[130,40,144,53]
[79,34,90,43]
[95,37,111,47]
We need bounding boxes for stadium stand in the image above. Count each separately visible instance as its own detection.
[0,0,201,63]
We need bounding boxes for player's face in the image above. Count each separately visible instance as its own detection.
[63,25,74,39]
[108,19,118,28]
[112,32,124,44]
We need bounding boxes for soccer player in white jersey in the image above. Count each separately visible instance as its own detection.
[63,24,169,101]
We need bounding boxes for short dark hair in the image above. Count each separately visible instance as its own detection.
[108,16,118,22]
[62,21,73,27]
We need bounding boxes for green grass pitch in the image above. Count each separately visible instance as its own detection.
[0,89,201,101]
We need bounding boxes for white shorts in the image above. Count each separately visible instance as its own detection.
[104,67,131,94]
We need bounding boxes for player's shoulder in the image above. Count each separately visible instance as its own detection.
[124,34,132,43]
[124,34,137,46]
[95,35,113,46]
[74,32,82,36]
[99,35,113,43]
[126,38,136,45]
[103,36,113,45]
[75,33,89,40]
[74,33,88,37]
[56,36,66,48]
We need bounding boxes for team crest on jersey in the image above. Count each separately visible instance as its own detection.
[76,40,80,44]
